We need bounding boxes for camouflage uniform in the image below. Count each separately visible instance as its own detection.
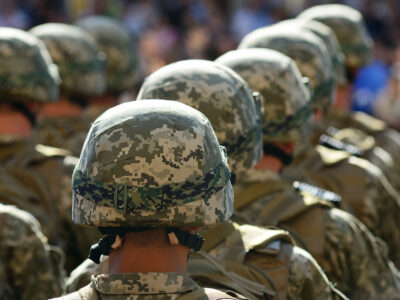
[0,27,99,271]
[237,21,400,267]
[215,48,400,298]
[0,27,69,283]
[0,203,64,299]
[137,59,346,299]
[56,100,243,300]
[30,23,106,156]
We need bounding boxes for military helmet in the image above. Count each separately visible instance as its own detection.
[30,23,105,97]
[72,100,233,227]
[0,27,59,102]
[76,16,138,94]
[238,26,334,111]
[137,59,263,175]
[274,19,346,85]
[298,4,373,70]
[216,48,312,143]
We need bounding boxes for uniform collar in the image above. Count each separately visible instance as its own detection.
[92,272,200,295]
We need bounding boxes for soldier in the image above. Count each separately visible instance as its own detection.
[297,4,400,183]
[54,100,245,299]
[66,60,343,299]
[267,18,400,194]
[238,22,400,269]
[0,203,64,299]
[75,15,139,122]
[29,23,105,269]
[137,59,347,299]
[215,48,400,298]
[29,23,106,157]
[0,27,65,298]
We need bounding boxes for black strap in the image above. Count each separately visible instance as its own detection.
[88,234,119,264]
[166,228,204,251]
[263,144,293,165]
[89,227,204,263]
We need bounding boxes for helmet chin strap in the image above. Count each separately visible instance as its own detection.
[166,228,204,251]
[88,227,204,264]
[263,144,293,166]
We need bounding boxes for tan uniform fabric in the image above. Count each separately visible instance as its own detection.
[234,168,400,298]
[0,137,100,271]
[34,116,90,157]
[326,109,400,179]
[284,144,400,268]
[0,203,64,299]
[56,272,245,300]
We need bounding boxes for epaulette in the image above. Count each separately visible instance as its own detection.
[352,111,387,133]
[35,144,71,157]
[319,134,364,157]
[293,181,341,207]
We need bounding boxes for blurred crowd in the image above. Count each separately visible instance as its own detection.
[1,0,399,129]
[1,0,400,113]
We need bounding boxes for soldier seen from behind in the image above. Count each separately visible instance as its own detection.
[53,99,245,299]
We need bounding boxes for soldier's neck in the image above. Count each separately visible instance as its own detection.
[108,228,190,274]
[0,110,32,138]
[254,154,282,174]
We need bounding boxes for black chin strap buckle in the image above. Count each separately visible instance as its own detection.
[166,228,204,251]
[88,234,118,264]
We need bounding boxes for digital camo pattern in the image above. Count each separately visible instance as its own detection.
[35,116,89,156]
[0,204,64,299]
[30,23,105,97]
[67,272,219,299]
[285,144,400,269]
[216,48,312,143]
[73,100,233,227]
[76,16,138,94]
[204,222,343,299]
[0,27,59,103]
[238,26,334,111]
[284,244,344,299]
[233,172,400,298]
[275,19,346,86]
[137,59,263,175]
[298,4,373,70]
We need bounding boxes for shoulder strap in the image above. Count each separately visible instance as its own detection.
[234,180,287,211]
[315,145,352,166]
[238,225,294,253]
[50,291,81,300]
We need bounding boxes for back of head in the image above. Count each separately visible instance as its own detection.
[0,27,59,103]
[298,4,373,70]
[238,26,334,111]
[76,16,138,94]
[137,59,263,175]
[73,100,233,228]
[30,23,105,98]
[216,48,312,144]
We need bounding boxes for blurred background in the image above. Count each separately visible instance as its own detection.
[2,0,400,126]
